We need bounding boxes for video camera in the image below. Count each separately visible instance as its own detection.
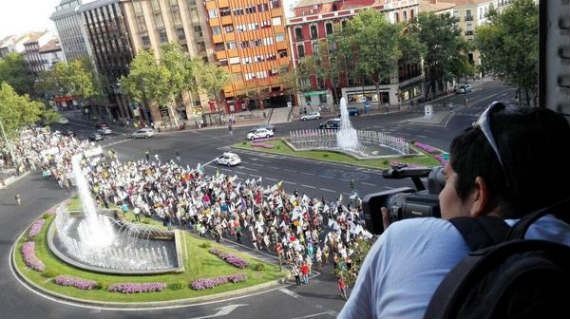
[362,166,445,235]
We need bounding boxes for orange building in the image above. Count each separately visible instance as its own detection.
[204,0,291,112]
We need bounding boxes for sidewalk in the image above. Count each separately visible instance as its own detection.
[0,169,30,189]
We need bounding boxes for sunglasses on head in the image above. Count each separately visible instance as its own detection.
[472,101,510,187]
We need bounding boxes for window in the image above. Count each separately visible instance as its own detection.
[403,11,407,21]
[208,9,218,18]
[226,41,236,49]
[219,59,228,66]
[136,16,147,32]
[186,0,196,6]
[257,3,269,12]
[151,0,161,12]
[220,7,231,16]
[465,31,474,36]
[410,9,415,21]
[272,17,282,26]
[236,24,246,32]
[251,39,262,47]
[269,68,279,76]
[245,72,255,80]
[295,28,303,41]
[325,23,333,35]
[263,37,274,45]
[241,41,249,48]
[154,13,164,28]
[197,41,206,53]
[310,25,318,39]
[465,9,472,21]
[233,7,244,15]
[134,2,143,16]
[276,33,285,42]
[243,56,252,64]
[194,25,203,37]
[257,71,267,79]
[297,44,305,58]
[212,26,221,35]
[248,23,259,30]
[214,42,224,51]
[278,49,287,58]
[159,29,168,43]
[254,55,264,62]
[312,41,318,54]
[262,20,271,28]
[224,24,234,33]
[245,5,256,14]
[341,20,347,29]
[176,27,186,41]
[394,12,399,23]
[189,8,199,23]
[270,0,280,9]
[266,53,276,60]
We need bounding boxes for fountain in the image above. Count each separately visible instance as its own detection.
[47,151,182,275]
[337,97,361,150]
[285,98,415,159]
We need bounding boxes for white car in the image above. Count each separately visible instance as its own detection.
[247,128,274,140]
[131,128,154,139]
[216,152,242,167]
[301,111,321,121]
[97,127,113,135]
[57,117,69,125]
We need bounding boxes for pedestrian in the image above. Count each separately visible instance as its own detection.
[15,193,22,206]
[337,276,348,300]
[228,123,233,136]
[175,151,181,163]
[292,264,301,286]
[301,261,309,285]
[145,150,150,162]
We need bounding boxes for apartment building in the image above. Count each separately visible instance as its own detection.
[451,0,496,65]
[120,0,213,121]
[51,0,92,61]
[419,0,455,15]
[204,0,292,112]
[23,31,53,73]
[287,0,424,108]
[79,0,135,120]
[39,39,66,72]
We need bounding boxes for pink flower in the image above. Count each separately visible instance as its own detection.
[28,219,46,237]
[22,242,44,272]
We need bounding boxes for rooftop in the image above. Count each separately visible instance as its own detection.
[419,0,456,12]
[294,0,337,9]
[40,39,62,53]
[448,0,493,6]
[24,31,49,45]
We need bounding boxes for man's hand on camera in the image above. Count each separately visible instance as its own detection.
[381,207,391,230]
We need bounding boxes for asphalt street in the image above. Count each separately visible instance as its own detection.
[0,79,517,318]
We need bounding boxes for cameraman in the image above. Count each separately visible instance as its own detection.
[338,104,570,318]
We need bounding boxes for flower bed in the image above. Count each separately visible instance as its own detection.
[54,276,98,290]
[434,154,449,166]
[190,274,247,290]
[108,282,167,294]
[22,242,45,272]
[414,142,439,154]
[209,248,249,268]
[28,219,46,238]
[251,142,275,149]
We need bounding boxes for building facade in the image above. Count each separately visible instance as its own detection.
[120,0,214,123]
[39,39,66,71]
[79,0,135,120]
[51,0,92,61]
[419,0,455,15]
[204,0,292,112]
[287,0,424,108]
[451,0,496,65]
[23,31,53,73]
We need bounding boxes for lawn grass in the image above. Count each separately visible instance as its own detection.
[233,139,441,169]
[14,210,285,302]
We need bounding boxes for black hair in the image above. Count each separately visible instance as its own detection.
[450,107,570,218]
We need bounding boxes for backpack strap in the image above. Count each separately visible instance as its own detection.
[449,217,510,251]
[508,197,570,240]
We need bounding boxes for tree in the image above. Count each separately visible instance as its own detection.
[120,50,170,125]
[475,0,538,105]
[337,10,402,104]
[196,62,232,112]
[0,82,45,136]
[41,58,98,104]
[411,12,469,98]
[0,53,37,97]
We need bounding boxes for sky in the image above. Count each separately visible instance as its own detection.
[0,0,63,39]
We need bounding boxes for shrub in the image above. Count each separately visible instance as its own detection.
[253,263,265,272]
[276,145,281,150]
[323,154,329,158]
[242,141,247,145]
[383,160,389,165]
[168,282,184,290]
[42,270,60,278]
[200,242,212,249]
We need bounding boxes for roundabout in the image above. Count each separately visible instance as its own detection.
[11,199,286,306]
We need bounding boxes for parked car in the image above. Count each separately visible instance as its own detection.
[95,122,109,130]
[256,125,276,132]
[301,111,321,121]
[456,84,472,94]
[97,127,113,135]
[89,133,103,142]
[347,107,360,116]
[216,152,242,167]
[247,127,274,140]
[131,128,155,139]
[319,118,341,130]
[57,117,70,125]
[62,130,76,137]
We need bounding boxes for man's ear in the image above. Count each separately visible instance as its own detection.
[469,176,489,217]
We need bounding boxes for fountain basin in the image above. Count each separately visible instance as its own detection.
[47,210,185,275]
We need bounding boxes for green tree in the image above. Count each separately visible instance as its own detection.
[41,58,98,104]
[475,0,538,105]
[196,62,232,112]
[411,12,469,98]
[0,82,45,136]
[120,50,170,124]
[337,10,402,104]
[0,53,37,97]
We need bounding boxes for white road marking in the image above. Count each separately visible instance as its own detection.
[238,166,258,172]
[362,182,376,187]
[300,184,316,189]
[283,181,297,185]
[301,172,315,176]
[320,188,336,193]
[289,311,338,319]
[185,304,248,319]
[266,177,278,182]
[279,288,302,299]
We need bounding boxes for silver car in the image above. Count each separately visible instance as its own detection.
[301,111,321,121]
[131,128,154,139]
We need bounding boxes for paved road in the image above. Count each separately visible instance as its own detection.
[0,79,516,318]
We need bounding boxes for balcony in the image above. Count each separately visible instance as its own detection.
[465,16,473,22]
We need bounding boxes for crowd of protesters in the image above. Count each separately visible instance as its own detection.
[8,128,373,294]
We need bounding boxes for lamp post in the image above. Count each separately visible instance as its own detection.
[0,118,16,167]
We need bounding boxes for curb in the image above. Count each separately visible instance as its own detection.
[10,200,287,310]
[0,171,31,189]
